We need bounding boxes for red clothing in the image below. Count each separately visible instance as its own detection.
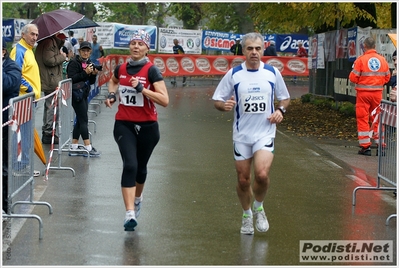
[115,62,158,122]
[349,49,390,148]
[349,49,390,91]
[297,46,308,57]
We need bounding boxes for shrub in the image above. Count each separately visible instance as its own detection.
[338,101,356,116]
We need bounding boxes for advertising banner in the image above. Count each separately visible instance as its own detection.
[316,33,325,69]
[347,27,357,62]
[324,31,336,62]
[202,30,242,52]
[310,35,317,69]
[2,19,31,43]
[2,19,14,43]
[335,28,348,59]
[97,54,309,87]
[91,22,114,49]
[158,28,202,54]
[371,29,396,69]
[276,34,309,54]
[113,24,157,50]
[356,27,372,58]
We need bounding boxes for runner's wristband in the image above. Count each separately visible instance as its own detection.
[108,92,116,102]
[135,82,144,93]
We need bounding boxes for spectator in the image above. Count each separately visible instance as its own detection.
[349,37,390,156]
[67,41,101,157]
[89,34,104,65]
[212,32,290,235]
[2,36,22,213]
[263,40,277,56]
[105,29,169,232]
[389,50,397,102]
[171,38,187,86]
[293,41,308,83]
[68,30,77,46]
[35,31,67,144]
[9,23,41,177]
[296,41,308,57]
[73,36,84,55]
[230,38,243,55]
[9,24,41,100]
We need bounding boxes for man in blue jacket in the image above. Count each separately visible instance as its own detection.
[263,40,277,56]
[2,36,22,213]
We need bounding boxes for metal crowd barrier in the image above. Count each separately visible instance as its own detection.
[352,100,397,225]
[2,92,53,240]
[46,79,77,177]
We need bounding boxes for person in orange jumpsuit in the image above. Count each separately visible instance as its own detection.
[349,37,390,156]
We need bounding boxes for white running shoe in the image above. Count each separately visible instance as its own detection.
[253,206,269,232]
[240,215,254,235]
[134,201,141,218]
[124,212,137,231]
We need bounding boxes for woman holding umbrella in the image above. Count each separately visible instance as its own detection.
[67,41,100,156]
[105,30,169,231]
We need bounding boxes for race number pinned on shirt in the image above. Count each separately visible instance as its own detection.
[240,93,268,113]
[119,85,144,107]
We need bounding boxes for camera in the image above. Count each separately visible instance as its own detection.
[89,63,103,71]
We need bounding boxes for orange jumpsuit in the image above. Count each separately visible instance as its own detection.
[349,49,390,149]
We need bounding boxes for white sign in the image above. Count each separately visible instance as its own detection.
[158,28,202,54]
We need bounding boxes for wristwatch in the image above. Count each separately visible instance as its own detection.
[277,106,286,115]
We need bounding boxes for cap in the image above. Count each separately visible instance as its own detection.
[56,31,67,40]
[2,37,7,49]
[236,38,240,41]
[130,29,151,49]
[269,40,275,45]
[80,41,92,50]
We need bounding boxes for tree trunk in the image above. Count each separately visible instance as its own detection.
[391,3,397,29]
[234,3,254,33]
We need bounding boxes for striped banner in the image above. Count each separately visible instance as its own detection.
[13,97,32,125]
[11,97,32,161]
[381,102,397,127]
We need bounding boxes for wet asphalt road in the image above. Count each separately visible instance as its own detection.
[2,80,396,266]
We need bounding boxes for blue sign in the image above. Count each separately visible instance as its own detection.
[202,30,243,52]
[347,27,357,62]
[276,34,309,53]
[2,19,15,42]
[113,24,157,50]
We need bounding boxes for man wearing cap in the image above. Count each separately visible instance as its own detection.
[230,38,243,55]
[9,24,41,100]
[34,31,68,144]
[263,40,277,56]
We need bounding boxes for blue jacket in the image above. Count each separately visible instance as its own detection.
[2,55,22,123]
[263,45,277,56]
[389,73,396,88]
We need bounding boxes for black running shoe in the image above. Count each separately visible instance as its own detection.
[358,146,371,156]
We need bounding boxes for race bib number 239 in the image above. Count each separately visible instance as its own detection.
[241,93,268,113]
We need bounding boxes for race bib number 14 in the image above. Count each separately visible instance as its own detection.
[119,86,144,107]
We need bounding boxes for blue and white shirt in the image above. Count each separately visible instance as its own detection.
[213,61,290,144]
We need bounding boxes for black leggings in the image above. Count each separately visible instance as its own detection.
[72,97,89,140]
[114,120,160,187]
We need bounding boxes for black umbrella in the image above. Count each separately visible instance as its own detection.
[65,16,99,29]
